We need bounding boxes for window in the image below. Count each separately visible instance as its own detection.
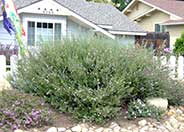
[27,21,62,46]
[28,22,35,46]
[155,24,166,32]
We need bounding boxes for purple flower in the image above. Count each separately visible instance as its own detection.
[0,123,3,127]
[164,48,172,53]
[31,109,41,121]
[3,110,14,116]
[13,125,19,130]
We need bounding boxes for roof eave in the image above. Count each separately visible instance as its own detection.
[161,22,184,26]
[109,30,147,36]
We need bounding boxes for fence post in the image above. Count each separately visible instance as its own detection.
[160,56,167,66]
[10,55,18,76]
[177,56,184,80]
[169,56,176,79]
[0,55,6,79]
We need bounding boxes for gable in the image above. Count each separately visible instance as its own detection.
[18,0,71,16]
[123,0,182,21]
[125,1,152,20]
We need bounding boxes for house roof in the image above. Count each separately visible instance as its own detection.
[13,0,145,34]
[143,0,184,18]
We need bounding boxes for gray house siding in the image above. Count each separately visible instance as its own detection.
[67,19,91,38]
[0,22,16,45]
[117,35,135,45]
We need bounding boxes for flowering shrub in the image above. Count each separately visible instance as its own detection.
[127,99,165,120]
[13,37,183,124]
[0,90,53,131]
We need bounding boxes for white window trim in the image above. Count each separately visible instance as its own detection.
[24,17,66,47]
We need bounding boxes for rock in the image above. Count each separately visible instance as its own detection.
[120,128,128,132]
[109,122,119,129]
[58,127,66,132]
[14,130,24,132]
[71,125,82,132]
[138,120,147,126]
[139,126,148,132]
[89,127,95,131]
[95,127,104,132]
[103,128,112,132]
[33,129,40,132]
[80,123,89,128]
[47,127,58,132]
[113,126,121,132]
[176,116,184,122]
[176,109,183,115]
[81,128,88,132]
[169,116,179,129]
[146,98,168,110]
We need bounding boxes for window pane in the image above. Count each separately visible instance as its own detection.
[37,22,53,44]
[43,23,47,28]
[28,21,35,46]
[48,23,53,29]
[37,22,42,28]
[155,24,160,32]
[54,23,61,41]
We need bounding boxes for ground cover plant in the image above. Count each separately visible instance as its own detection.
[12,37,184,124]
[127,99,165,120]
[0,90,53,131]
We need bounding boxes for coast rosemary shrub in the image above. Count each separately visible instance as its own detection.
[13,37,183,123]
[0,90,53,131]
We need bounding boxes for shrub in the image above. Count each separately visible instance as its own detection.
[127,99,165,120]
[164,80,184,106]
[0,90,53,130]
[12,37,183,124]
[174,32,184,56]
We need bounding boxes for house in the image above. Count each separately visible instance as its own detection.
[0,0,146,47]
[123,0,184,49]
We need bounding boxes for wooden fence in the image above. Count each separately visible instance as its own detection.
[0,55,18,79]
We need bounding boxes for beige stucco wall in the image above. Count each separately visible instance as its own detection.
[126,2,152,20]
[137,10,170,31]
[166,25,184,49]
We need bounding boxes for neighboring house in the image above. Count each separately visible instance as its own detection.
[123,0,184,49]
[0,0,146,48]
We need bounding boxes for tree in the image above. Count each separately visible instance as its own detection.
[173,32,184,56]
[112,0,131,11]
[86,0,131,11]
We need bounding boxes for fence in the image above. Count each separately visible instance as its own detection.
[154,56,184,80]
[0,55,184,80]
[0,55,18,79]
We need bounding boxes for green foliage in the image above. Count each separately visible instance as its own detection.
[86,0,131,11]
[0,90,53,130]
[111,0,131,11]
[127,99,165,120]
[164,80,184,106]
[173,32,184,56]
[12,37,183,124]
